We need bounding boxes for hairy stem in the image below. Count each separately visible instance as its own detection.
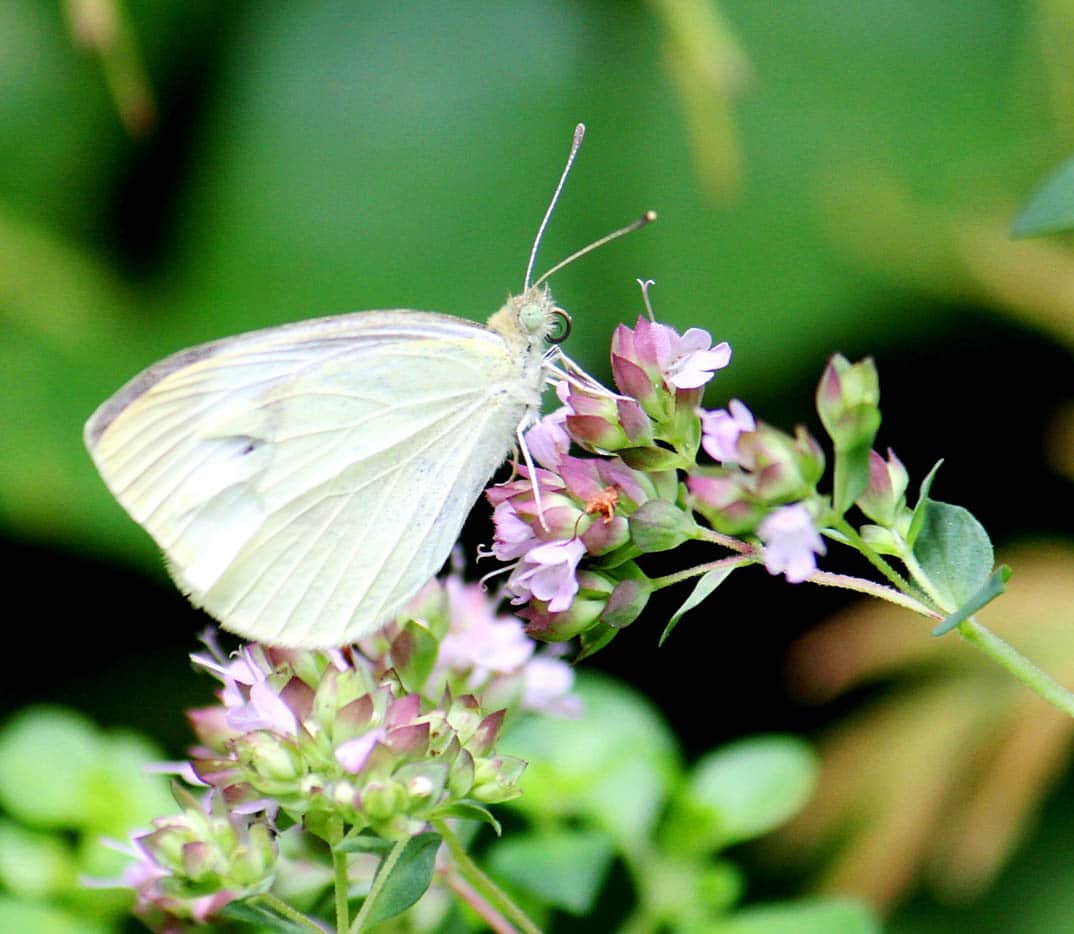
[248,893,326,932]
[649,555,753,591]
[959,618,1074,718]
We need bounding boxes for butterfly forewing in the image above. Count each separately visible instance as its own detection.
[86,310,544,647]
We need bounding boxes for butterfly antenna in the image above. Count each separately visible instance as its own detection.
[524,123,587,290]
[532,210,657,288]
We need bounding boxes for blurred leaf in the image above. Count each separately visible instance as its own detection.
[0,819,75,899]
[486,829,614,915]
[911,500,994,612]
[0,707,100,829]
[501,672,680,846]
[666,735,817,852]
[0,895,108,934]
[710,896,880,934]
[1012,152,1074,237]
[364,831,441,926]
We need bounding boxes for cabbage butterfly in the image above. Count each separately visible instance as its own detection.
[85,124,653,648]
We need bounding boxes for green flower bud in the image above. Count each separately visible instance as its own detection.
[856,448,909,526]
[235,731,305,782]
[360,780,407,822]
[600,576,653,630]
[629,499,698,552]
[816,354,881,451]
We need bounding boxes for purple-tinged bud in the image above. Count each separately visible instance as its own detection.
[738,423,824,503]
[600,576,653,630]
[816,354,881,451]
[856,448,909,526]
[187,706,236,750]
[469,709,506,758]
[629,499,698,552]
[181,840,218,882]
[687,472,764,535]
[385,722,430,758]
[618,398,655,445]
[521,570,615,642]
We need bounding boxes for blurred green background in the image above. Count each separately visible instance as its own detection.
[3,0,1074,930]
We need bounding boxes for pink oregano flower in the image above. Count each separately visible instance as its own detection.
[759,503,827,583]
[700,399,756,464]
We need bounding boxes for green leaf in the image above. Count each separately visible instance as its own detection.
[932,564,1013,636]
[911,499,994,612]
[218,897,312,933]
[667,735,817,852]
[364,832,441,925]
[660,566,736,645]
[486,829,615,915]
[711,897,880,934]
[906,459,944,547]
[1013,152,1074,237]
[433,801,502,835]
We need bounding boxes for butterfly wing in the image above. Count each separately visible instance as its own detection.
[85,310,542,647]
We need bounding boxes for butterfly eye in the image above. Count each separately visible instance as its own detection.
[549,308,572,344]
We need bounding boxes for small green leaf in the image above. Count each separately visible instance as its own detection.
[486,829,615,915]
[1013,152,1074,237]
[932,564,1012,636]
[711,897,880,934]
[911,500,994,612]
[660,566,735,645]
[218,897,312,933]
[669,735,817,851]
[363,831,441,925]
[433,801,502,835]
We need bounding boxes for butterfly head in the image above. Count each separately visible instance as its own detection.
[487,285,571,354]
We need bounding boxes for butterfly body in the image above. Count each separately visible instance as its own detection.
[85,285,559,647]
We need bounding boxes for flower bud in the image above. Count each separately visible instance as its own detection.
[856,448,909,526]
[521,570,615,641]
[738,423,824,503]
[234,731,304,782]
[600,576,653,630]
[629,499,698,552]
[816,354,881,451]
[360,780,407,822]
[686,472,764,535]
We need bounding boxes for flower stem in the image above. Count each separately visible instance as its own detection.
[693,526,752,553]
[248,893,326,932]
[958,617,1074,718]
[833,519,919,597]
[349,838,408,934]
[805,570,939,618]
[433,819,542,934]
[649,555,753,591]
[334,846,351,933]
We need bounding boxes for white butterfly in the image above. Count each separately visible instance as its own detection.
[84,124,652,648]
